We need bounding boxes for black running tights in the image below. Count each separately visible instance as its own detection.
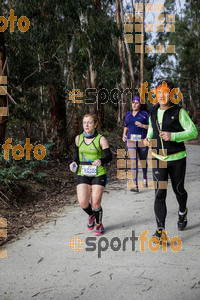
[153,157,188,228]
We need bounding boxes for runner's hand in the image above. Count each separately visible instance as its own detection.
[122,135,127,142]
[143,138,151,146]
[69,162,77,172]
[92,159,102,166]
[160,131,171,141]
[135,121,143,128]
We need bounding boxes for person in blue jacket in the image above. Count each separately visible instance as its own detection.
[123,96,149,192]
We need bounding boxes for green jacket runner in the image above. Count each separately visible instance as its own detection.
[147,106,198,161]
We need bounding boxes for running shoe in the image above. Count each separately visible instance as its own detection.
[87,215,95,230]
[95,223,104,236]
[152,228,165,242]
[130,188,139,192]
[130,184,139,192]
[143,179,148,188]
[177,208,188,231]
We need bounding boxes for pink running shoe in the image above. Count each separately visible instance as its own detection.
[87,215,95,230]
[95,223,104,236]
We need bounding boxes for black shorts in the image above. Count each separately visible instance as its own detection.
[77,174,107,187]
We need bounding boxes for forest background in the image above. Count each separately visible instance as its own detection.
[0,0,199,242]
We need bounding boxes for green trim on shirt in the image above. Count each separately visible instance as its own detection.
[152,150,187,161]
[146,116,153,139]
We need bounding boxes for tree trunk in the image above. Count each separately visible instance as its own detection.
[87,48,97,115]
[68,37,79,136]
[140,0,145,85]
[50,84,68,155]
[38,54,47,143]
[97,82,104,129]
[71,65,79,136]
[116,0,127,123]
[0,32,8,147]
[119,0,134,87]
[117,82,121,124]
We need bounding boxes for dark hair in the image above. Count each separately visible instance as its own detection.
[140,103,149,113]
[156,80,174,90]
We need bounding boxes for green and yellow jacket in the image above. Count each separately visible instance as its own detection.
[147,104,198,161]
[77,133,107,176]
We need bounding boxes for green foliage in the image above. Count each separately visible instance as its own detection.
[0,139,51,187]
[0,153,28,187]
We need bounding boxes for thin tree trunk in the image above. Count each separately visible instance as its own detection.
[117,82,121,124]
[119,0,134,87]
[80,7,98,116]
[87,47,97,115]
[71,66,79,136]
[189,80,196,117]
[116,0,127,123]
[140,0,145,85]
[50,82,68,155]
[68,38,79,136]
[0,32,8,147]
[97,82,104,129]
[38,54,47,143]
[87,48,97,89]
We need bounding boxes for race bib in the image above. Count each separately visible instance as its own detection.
[81,165,97,177]
[131,134,142,141]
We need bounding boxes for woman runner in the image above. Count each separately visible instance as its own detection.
[70,114,112,236]
[123,96,149,192]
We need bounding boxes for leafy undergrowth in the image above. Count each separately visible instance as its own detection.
[0,160,76,245]
[0,129,122,246]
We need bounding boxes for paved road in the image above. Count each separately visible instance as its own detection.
[0,145,200,300]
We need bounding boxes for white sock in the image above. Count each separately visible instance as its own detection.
[179,210,186,215]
